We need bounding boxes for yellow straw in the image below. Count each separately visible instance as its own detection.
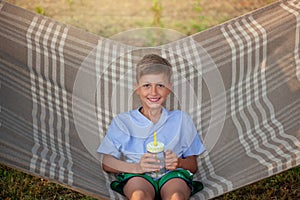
[154,132,157,146]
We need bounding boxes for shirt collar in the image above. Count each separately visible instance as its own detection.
[135,106,168,124]
[130,107,168,136]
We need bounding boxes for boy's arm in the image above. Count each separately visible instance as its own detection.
[177,155,198,173]
[102,154,161,174]
[102,154,140,173]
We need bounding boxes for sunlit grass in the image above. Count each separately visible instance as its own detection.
[216,166,300,200]
[1,164,299,199]
[0,164,96,200]
[1,1,298,199]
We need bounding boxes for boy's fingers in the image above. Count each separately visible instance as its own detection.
[141,153,160,164]
[165,149,172,154]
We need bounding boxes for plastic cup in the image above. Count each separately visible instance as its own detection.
[146,141,166,178]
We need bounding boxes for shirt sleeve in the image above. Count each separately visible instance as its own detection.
[181,112,206,157]
[183,134,206,157]
[97,117,127,159]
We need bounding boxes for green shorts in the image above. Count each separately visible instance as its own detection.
[110,169,203,199]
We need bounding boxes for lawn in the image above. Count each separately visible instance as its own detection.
[2,0,299,199]
[1,164,299,199]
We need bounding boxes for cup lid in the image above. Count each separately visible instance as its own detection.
[146,141,164,153]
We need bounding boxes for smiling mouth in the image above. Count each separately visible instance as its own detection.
[148,97,161,103]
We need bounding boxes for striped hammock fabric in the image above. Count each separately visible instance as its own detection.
[1,0,299,199]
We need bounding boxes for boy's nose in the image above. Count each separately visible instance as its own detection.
[150,86,157,95]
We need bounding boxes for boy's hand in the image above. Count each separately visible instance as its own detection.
[165,150,178,170]
[137,153,161,173]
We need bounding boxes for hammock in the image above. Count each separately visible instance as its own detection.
[1,0,299,199]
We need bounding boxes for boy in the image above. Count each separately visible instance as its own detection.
[97,54,205,200]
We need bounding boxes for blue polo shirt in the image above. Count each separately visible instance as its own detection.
[97,107,205,163]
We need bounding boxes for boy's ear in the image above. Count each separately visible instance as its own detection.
[168,82,172,89]
[134,83,140,95]
[167,82,172,95]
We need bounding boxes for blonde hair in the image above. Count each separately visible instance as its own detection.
[136,54,172,82]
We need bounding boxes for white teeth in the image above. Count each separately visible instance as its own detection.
[148,98,160,102]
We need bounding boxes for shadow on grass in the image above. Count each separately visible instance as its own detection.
[1,164,299,199]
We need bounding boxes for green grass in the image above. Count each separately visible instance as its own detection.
[215,166,300,200]
[1,164,299,199]
[0,164,96,200]
[1,1,298,199]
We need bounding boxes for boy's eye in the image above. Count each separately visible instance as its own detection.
[141,83,166,88]
[142,84,151,88]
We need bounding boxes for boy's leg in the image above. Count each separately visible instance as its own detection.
[123,176,156,200]
[160,178,191,200]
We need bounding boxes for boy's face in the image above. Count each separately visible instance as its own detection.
[135,73,171,111]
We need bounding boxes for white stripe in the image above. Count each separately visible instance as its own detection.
[119,52,125,113]
[43,21,58,179]
[34,19,48,176]
[195,152,232,198]
[58,26,74,185]
[232,19,284,172]
[50,25,66,183]
[227,20,271,172]
[195,158,216,198]
[204,152,233,194]
[242,18,293,170]
[187,38,203,131]
[95,41,113,198]
[103,41,110,119]
[289,0,300,9]
[175,42,186,111]
[235,20,286,171]
[28,16,40,173]
[251,16,300,167]
[177,41,188,112]
[96,40,103,141]
[110,44,117,114]
[221,25,274,173]
[162,49,175,109]
[251,17,295,165]
[126,51,133,111]
[189,38,233,191]
[160,50,170,109]
[166,38,232,195]
[281,2,300,80]
[183,40,195,112]
[102,40,117,199]
[111,43,130,199]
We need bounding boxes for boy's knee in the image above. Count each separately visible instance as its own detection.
[161,191,189,200]
[169,192,188,200]
[130,190,153,200]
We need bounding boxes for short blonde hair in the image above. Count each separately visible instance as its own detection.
[136,54,172,82]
